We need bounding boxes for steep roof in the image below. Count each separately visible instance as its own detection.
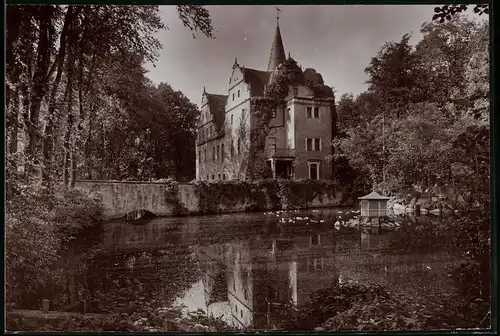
[206,93,227,132]
[358,191,390,200]
[267,22,286,72]
[243,68,272,96]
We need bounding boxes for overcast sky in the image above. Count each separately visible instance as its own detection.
[144,5,481,106]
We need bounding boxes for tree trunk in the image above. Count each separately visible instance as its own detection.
[42,5,76,190]
[63,51,76,187]
[27,6,53,175]
[99,123,106,180]
[63,114,75,187]
[7,87,20,156]
[85,104,95,180]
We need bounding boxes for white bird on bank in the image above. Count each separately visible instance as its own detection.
[334,221,341,230]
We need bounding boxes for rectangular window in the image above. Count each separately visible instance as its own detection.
[218,173,221,180]
[306,138,321,151]
[233,93,235,101]
[207,175,209,180]
[287,108,291,121]
[314,107,320,118]
[309,163,319,180]
[221,143,225,160]
[212,147,215,160]
[212,174,215,180]
[223,174,226,180]
[231,114,233,125]
[237,89,240,98]
[242,108,246,120]
[306,138,313,151]
[238,139,241,155]
[231,140,234,157]
[293,87,298,96]
[198,151,201,163]
[307,107,312,118]
[216,145,220,160]
[204,149,207,162]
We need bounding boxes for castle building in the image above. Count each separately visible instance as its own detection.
[196,19,335,181]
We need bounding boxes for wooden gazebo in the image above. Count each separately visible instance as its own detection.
[358,191,390,218]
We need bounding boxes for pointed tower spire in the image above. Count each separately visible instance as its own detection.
[267,7,286,71]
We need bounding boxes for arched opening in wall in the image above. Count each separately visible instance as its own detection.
[122,209,157,222]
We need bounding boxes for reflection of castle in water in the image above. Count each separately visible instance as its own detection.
[197,225,340,330]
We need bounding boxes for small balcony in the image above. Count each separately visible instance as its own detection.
[265,147,296,158]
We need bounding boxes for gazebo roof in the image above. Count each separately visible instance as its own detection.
[358,191,390,200]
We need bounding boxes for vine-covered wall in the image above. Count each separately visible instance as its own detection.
[190,179,352,214]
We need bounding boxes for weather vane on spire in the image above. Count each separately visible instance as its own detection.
[275,6,281,22]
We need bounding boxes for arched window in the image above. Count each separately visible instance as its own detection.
[308,161,320,180]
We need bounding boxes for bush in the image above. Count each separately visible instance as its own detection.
[281,280,489,331]
[5,181,105,309]
[279,283,389,330]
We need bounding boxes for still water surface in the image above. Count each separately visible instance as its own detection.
[81,208,459,330]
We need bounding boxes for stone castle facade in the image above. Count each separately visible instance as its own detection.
[196,20,335,181]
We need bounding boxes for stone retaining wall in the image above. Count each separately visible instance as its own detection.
[74,180,355,219]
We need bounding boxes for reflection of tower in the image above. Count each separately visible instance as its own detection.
[198,225,342,330]
[227,241,254,328]
[198,244,228,309]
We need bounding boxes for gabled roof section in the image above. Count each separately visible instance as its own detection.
[243,68,272,96]
[206,93,227,132]
[358,191,390,200]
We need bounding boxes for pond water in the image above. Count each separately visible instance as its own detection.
[74,208,462,330]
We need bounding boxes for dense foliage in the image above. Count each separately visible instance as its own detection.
[334,16,489,194]
[5,4,214,313]
[193,179,344,214]
[6,4,213,191]
[332,14,490,329]
[5,180,105,308]
[433,4,489,22]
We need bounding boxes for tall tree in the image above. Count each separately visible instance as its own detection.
[364,33,423,119]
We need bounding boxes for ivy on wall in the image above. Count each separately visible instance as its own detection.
[162,181,189,215]
[190,179,340,214]
[246,58,307,180]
